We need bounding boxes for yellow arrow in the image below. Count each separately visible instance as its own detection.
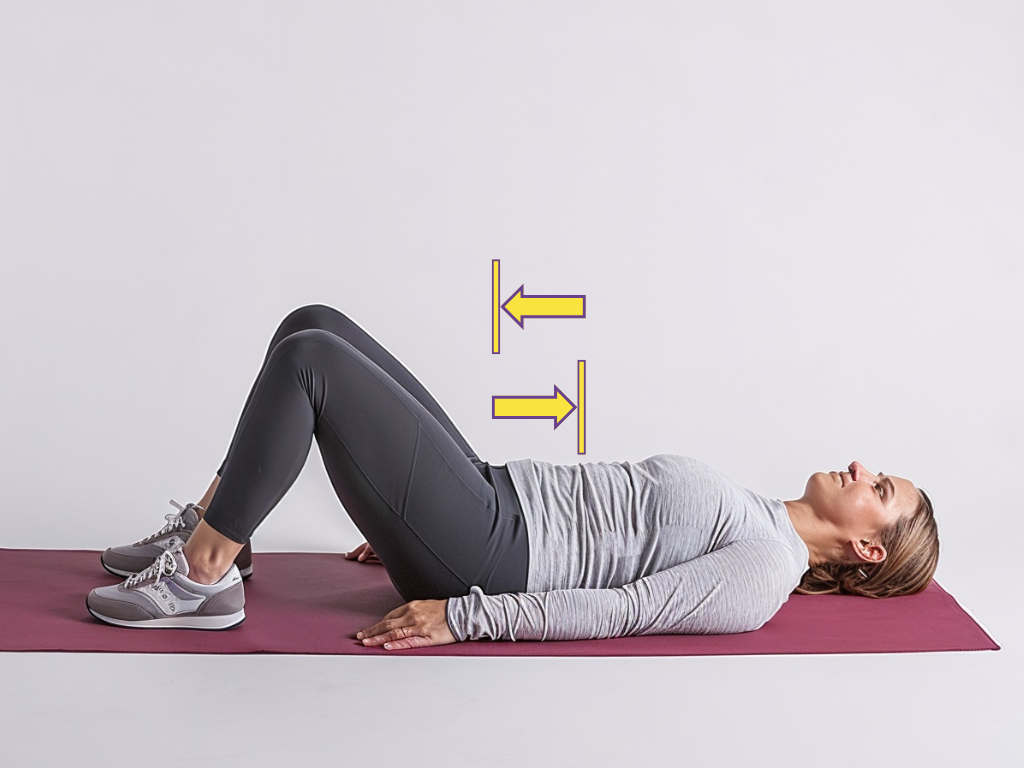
[501,284,587,328]
[492,385,577,429]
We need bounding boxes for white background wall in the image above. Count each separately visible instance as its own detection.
[2,2,1020,766]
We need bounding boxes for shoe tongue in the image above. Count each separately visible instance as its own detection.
[169,545,190,578]
[182,505,201,530]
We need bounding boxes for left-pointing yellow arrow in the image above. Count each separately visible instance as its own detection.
[501,284,587,329]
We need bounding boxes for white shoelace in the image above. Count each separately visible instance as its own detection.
[135,500,192,545]
[124,547,180,589]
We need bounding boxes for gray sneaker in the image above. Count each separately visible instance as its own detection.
[101,500,253,580]
[87,544,245,630]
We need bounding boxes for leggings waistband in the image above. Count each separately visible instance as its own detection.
[475,461,530,593]
[487,464,523,520]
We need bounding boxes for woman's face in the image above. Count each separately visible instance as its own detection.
[804,460,919,541]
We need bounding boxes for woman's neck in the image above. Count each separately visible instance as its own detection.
[783,499,839,567]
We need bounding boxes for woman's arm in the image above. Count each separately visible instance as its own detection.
[446,540,799,642]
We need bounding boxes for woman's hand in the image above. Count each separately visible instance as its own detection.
[344,541,381,564]
[356,599,457,650]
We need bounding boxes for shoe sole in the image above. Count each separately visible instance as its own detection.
[86,603,246,630]
[101,557,253,580]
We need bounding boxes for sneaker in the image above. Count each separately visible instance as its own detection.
[101,500,253,580]
[87,544,245,630]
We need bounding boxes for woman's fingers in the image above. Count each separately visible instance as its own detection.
[358,605,409,641]
[378,634,432,650]
[357,604,407,639]
[344,542,381,564]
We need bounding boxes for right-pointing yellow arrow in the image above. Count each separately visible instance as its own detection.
[492,385,577,429]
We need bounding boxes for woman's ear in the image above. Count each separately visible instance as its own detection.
[852,537,887,564]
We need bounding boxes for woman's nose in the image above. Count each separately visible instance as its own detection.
[849,461,875,481]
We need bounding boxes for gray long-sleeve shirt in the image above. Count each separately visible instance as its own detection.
[445,454,811,642]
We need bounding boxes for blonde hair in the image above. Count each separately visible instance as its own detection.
[793,487,939,598]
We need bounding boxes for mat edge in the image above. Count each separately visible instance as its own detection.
[933,578,1000,650]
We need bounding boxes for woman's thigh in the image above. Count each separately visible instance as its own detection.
[264,304,482,464]
[225,328,528,602]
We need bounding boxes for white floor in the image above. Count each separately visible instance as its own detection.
[3,619,1018,767]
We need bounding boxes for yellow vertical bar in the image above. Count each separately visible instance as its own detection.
[577,359,586,454]
[492,259,500,354]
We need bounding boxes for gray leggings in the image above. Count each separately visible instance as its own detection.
[203,304,530,603]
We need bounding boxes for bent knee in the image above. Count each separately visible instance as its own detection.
[271,328,343,361]
[277,304,349,336]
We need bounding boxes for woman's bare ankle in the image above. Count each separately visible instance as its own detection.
[185,556,231,585]
[182,518,243,585]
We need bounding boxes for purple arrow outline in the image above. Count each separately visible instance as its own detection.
[500,284,587,329]
[492,385,578,430]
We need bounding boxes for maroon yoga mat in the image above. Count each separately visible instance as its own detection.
[0,548,999,656]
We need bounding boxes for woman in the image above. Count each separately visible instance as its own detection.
[87,305,940,648]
